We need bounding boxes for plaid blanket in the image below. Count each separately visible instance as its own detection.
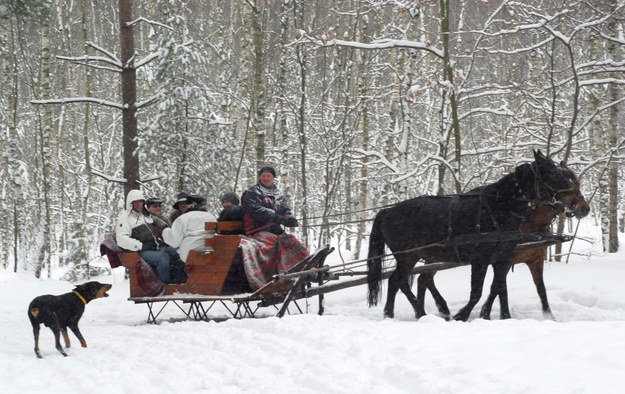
[99,233,123,268]
[99,233,164,296]
[239,231,310,290]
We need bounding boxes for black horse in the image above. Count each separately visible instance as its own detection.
[367,150,576,321]
[413,166,589,321]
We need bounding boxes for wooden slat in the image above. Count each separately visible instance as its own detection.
[118,252,146,297]
[163,283,223,296]
[217,221,243,233]
[185,250,214,265]
[123,225,247,298]
[118,252,140,268]
[205,237,214,248]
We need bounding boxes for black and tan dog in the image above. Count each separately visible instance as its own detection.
[28,281,112,358]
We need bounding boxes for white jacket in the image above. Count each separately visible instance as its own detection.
[115,189,154,251]
[162,210,216,262]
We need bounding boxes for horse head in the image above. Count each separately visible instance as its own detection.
[555,166,590,219]
[530,150,590,219]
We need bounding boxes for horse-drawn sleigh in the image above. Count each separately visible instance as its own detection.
[101,150,589,324]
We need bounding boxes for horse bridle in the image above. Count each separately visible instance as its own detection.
[524,162,588,220]
[520,162,577,208]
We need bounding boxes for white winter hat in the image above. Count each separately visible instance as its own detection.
[126,189,145,207]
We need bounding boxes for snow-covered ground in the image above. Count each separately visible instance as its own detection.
[2,220,624,394]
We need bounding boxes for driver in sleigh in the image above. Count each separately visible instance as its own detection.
[239,165,309,290]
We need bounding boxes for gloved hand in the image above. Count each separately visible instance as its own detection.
[284,216,299,227]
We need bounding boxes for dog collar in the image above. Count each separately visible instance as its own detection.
[73,290,87,305]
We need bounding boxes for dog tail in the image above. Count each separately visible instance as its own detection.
[29,307,40,319]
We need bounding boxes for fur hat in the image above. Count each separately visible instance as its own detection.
[221,192,240,205]
[188,194,206,207]
[258,165,276,177]
[172,192,191,210]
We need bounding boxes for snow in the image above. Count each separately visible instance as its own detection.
[2,222,625,394]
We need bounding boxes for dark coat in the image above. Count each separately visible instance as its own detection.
[218,205,245,222]
[241,183,292,235]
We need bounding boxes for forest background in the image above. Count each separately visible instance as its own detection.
[1,0,624,280]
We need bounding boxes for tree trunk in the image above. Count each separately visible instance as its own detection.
[36,22,53,279]
[250,1,266,168]
[72,0,94,268]
[440,0,462,194]
[119,0,140,195]
[354,11,370,260]
[2,19,21,272]
[606,12,620,253]
[294,0,309,247]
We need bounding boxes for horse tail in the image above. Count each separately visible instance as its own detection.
[367,210,387,307]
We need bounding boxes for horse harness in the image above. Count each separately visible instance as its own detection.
[444,162,574,260]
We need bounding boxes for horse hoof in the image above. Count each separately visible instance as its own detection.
[453,313,469,322]
[543,311,556,321]
[383,311,394,319]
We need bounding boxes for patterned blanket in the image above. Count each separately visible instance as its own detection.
[99,233,164,296]
[239,231,310,290]
[99,233,123,268]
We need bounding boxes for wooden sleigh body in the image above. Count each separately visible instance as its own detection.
[104,221,334,324]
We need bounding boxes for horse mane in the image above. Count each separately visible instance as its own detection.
[474,163,533,200]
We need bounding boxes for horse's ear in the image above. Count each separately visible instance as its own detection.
[560,160,565,168]
[533,149,545,162]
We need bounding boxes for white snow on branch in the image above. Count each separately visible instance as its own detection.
[299,33,444,59]
[134,51,161,69]
[125,17,173,31]
[472,10,568,37]
[92,169,126,184]
[56,55,122,69]
[484,37,554,55]
[136,95,161,109]
[31,97,123,109]
[86,41,122,64]
[579,78,625,87]
[351,148,398,172]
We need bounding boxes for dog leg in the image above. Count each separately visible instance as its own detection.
[33,324,42,359]
[52,328,69,357]
[51,312,68,357]
[61,328,71,348]
[69,325,88,348]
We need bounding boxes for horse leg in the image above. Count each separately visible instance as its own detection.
[479,277,499,320]
[454,263,488,321]
[491,261,513,319]
[398,279,422,319]
[395,262,422,319]
[415,274,429,319]
[424,273,450,320]
[383,269,402,318]
[528,254,555,320]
